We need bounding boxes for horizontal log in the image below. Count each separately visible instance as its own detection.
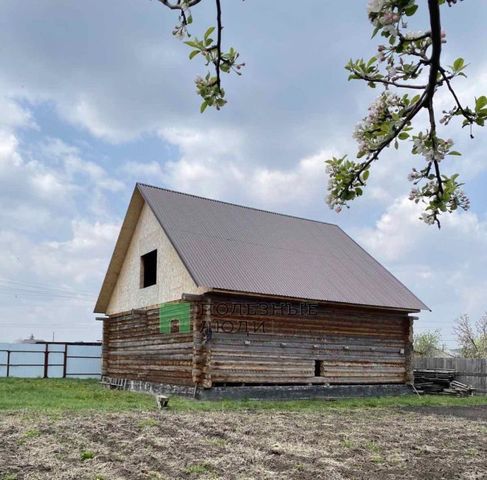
[211,338,403,354]
[211,353,405,365]
[211,375,404,384]
[211,345,405,361]
[213,332,406,347]
[109,340,193,350]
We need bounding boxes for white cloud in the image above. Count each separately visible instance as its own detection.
[122,160,165,184]
[0,96,34,130]
[0,216,119,342]
[0,130,72,232]
[357,197,429,261]
[356,196,487,344]
[35,220,120,285]
[247,152,328,207]
[131,126,333,212]
[42,138,124,192]
[0,112,122,341]
[161,127,244,159]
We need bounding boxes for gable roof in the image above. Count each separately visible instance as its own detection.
[95,183,428,313]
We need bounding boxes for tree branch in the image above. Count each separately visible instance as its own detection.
[423,0,442,105]
[215,0,222,92]
[346,90,427,190]
[439,66,476,125]
[342,0,445,207]
[352,72,427,89]
[157,0,203,9]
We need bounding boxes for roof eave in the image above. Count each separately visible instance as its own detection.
[205,288,426,313]
[93,186,145,314]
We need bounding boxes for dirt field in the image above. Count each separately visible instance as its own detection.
[1,406,486,480]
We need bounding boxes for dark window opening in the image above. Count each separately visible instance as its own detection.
[314,360,321,377]
[141,250,157,288]
[170,319,180,333]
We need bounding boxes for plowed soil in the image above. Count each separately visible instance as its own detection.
[1,406,486,479]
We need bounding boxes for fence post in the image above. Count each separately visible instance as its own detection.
[6,350,10,378]
[63,343,68,378]
[43,343,49,379]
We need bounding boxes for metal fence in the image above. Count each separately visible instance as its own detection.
[414,357,487,394]
[0,342,102,378]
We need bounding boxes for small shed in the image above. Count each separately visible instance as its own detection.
[94,183,428,398]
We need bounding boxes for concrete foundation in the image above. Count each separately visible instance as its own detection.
[101,376,412,400]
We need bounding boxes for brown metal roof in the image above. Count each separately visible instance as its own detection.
[137,183,428,312]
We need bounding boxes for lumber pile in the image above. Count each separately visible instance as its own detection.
[413,369,475,396]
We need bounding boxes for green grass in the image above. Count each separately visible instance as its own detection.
[167,392,487,412]
[80,450,95,461]
[0,378,155,412]
[0,378,486,413]
[184,463,214,474]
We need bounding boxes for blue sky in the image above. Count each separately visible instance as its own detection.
[0,1,486,347]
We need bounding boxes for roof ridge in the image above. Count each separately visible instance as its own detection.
[136,182,339,228]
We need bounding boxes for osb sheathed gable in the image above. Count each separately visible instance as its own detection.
[94,188,145,313]
[95,183,428,314]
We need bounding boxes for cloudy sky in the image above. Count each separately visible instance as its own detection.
[0,1,486,347]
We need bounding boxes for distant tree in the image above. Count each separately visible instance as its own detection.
[156,0,486,227]
[413,329,445,357]
[454,313,487,358]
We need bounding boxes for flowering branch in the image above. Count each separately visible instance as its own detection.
[157,0,244,112]
[326,0,486,227]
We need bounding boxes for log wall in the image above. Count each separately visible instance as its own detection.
[206,295,413,386]
[102,305,194,386]
[102,295,415,388]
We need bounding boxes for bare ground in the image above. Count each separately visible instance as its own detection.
[1,406,486,480]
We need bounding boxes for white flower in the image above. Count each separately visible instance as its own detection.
[405,31,426,40]
[367,0,385,14]
[420,213,436,225]
[382,24,399,36]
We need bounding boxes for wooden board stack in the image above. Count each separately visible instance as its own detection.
[413,369,475,396]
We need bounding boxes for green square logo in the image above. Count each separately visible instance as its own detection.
[159,302,191,334]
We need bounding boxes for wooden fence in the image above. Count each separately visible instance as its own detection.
[414,357,487,394]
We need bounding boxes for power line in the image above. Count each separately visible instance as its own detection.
[0,277,97,297]
[0,288,94,301]
[0,285,95,299]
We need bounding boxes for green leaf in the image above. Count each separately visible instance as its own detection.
[367,56,377,67]
[200,101,208,113]
[189,50,199,60]
[184,40,200,48]
[204,26,215,40]
[404,4,418,16]
[453,57,465,72]
[475,96,487,111]
[448,151,462,156]
[363,170,370,181]
[398,132,409,140]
